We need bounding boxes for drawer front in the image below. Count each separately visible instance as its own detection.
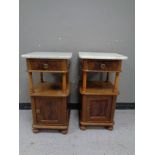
[84,60,121,71]
[82,95,116,122]
[27,59,67,71]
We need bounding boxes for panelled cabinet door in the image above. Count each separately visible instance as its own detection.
[86,95,113,122]
[34,97,66,124]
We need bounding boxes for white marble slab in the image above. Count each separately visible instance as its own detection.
[21,52,72,59]
[79,52,128,60]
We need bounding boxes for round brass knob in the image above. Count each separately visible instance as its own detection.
[43,63,49,69]
[100,64,106,69]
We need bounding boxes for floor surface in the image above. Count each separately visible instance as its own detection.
[19,110,135,155]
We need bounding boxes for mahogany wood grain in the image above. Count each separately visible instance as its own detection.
[35,97,61,124]
[27,59,67,71]
[110,96,117,122]
[87,96,112,121]
[82,59,122,72]
[31,97,37,124]
[79,58,123,130]
[25,58,70,134]
[81,95,115,121]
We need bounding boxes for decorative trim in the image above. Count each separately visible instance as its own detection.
[19,102,135,110]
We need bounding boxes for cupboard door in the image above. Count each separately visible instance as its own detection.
[34,97,65,124]
[86,96,113,122]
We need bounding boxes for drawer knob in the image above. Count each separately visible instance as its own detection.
[43,63,49,69]
[100,64,106,69]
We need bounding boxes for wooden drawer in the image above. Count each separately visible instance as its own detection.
[83,60,122,72]
[27,59,68,71]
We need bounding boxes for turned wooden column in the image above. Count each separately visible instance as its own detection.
[82,71,87,92]
[113,72,120,93]
[62,72,67,92]
[28,72,34,94]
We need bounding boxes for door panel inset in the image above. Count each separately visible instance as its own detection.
[35,97,62,124]
[86,96,113,122]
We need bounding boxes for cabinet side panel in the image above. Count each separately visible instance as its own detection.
[31,97,37,124]
[110,96,117,122]
[81,95,87,122]
[60,97,68,124]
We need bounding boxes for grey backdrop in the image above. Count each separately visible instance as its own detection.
[19,0,135,103]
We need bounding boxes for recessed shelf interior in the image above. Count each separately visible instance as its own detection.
[30,72,69,96]
[80,81,118,95]
[32,82,69,96]
[80,72,118,95]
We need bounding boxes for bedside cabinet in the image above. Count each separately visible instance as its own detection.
[22,52,72,134]
[79,52,127,130]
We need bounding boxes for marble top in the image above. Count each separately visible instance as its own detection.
[21,52,72,59]
[79,52,128,60]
